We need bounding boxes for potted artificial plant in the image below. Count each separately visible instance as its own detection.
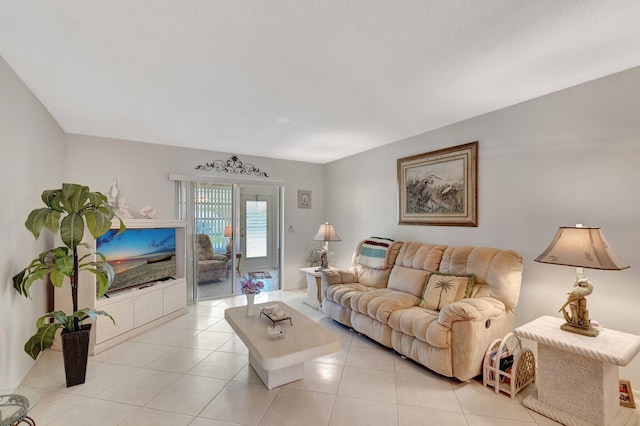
[13,183,125,387]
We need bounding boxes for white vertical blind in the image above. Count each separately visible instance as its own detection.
[195,183,232,253]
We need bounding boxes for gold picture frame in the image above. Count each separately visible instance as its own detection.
[397,141,478,226]
[620,379,635,408]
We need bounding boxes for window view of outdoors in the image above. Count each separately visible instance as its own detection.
[246,200,267,258]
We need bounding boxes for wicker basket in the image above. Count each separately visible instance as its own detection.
[483,332,535,398]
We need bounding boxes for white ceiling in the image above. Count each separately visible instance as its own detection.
[2,1,640,164]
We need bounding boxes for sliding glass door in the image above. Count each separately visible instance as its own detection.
[194,182,235,299]
[176,179,281,302]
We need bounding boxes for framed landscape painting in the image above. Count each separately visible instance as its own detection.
[397,141,477,226]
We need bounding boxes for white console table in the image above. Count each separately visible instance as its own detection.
[514,315,640,426]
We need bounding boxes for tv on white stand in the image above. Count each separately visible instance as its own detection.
[53,219,188,355]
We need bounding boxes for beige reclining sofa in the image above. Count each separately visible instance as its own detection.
[321,238,524,381]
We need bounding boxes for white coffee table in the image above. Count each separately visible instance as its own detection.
[225,301,340,389]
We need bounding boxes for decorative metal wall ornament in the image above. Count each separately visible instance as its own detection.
[195,155,269,178]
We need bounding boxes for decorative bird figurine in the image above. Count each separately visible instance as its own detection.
[558,277,598,335]
[559,278,594,313]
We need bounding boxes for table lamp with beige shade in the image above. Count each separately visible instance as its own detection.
[312,222,341,270]
[224,225,233,254]
[535,224,630,337]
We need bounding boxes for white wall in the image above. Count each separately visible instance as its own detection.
[63,135,325,291]
[324,66,640,385]
[0,56,65,388]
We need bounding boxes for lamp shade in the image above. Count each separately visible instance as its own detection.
[535,226,629,270]
[223,225,232,238]
[313,222,341,242]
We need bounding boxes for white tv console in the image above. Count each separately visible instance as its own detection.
[53,219,188,355]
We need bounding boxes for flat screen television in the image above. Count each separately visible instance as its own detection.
[97,227,177,294]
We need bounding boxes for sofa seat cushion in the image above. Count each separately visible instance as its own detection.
[324,283,373,306]
[350,288,420,324]
[388,307,449,348]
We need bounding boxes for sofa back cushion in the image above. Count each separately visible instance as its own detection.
[350,239,403,288]
[438,246,523,311]
[395,242,447,271]
[387,266,429,297]
[392,242,523,312]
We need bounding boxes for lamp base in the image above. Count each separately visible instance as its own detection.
[560,322,599,337]
[558,277,598,337]
[319,248,328,269]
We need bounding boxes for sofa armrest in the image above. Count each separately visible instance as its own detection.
[321,269,356,285]
[428,297,512,381]
[437,297,506,329]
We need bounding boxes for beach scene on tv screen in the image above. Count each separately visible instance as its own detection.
[98,227,177,292]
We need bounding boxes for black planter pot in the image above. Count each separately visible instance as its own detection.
[61,324,91,387]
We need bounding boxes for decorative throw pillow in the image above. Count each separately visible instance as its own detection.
[419,272,475,311]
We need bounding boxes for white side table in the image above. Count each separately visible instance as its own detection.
[514,315,640,426]
[299,267,327,310]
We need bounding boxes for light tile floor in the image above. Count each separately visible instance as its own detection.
[15,289,626,425]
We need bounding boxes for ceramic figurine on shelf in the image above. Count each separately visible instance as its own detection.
[140,205,156,219]
[108,178,120,210]
[116,196,134,219]
[107,178,133,219]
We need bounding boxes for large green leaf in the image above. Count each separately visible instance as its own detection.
[13,257,52,297]
[85,210,112,239]
[24,322,62,360]
[61,183,86,213]
[73,308,115,326]
[43,209,61,234]
[60,212,84,248]
[24,208,51,239]
[36,310,70,328]
[53,253,74,276]
[95,310,115,325]
[41,189,62,210]
[12,269,26,295]
[83,262,115,297]
[86,191,108,208]
[23,268,50,295]
[49,269,65,287]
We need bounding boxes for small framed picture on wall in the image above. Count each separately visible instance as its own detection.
[298,190,311,209]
